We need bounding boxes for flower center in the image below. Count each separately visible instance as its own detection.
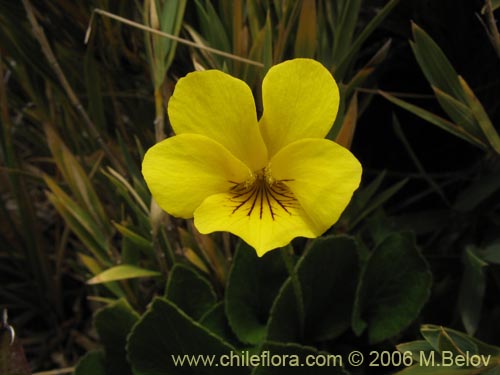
[228,166,297,220]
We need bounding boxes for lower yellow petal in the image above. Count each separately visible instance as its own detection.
[194,182,317,257]
[142,134,250,219]
[270,138,362,232]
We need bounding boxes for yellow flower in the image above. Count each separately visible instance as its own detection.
[142,59,362,256]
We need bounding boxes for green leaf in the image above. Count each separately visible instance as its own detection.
[458,247,488,335]
[437,328,469,356]
[0,328,31,375]
[395,326,500,375]
[410,23,467,104]
[483,0,500,12]
[354,171,387,208]
[194,0,231,62]
[166,264,217,320]
[84,48,107,132]
[159,0,187,78]
[45,176,111,265]
[458,76,500,154]
[331,0,362,62]
[394,366,472,375]
[453,171,500,212]
[251,342,347,375]
[113,222,153,254]
[267,236,359,343]
[77,254,125,298]
[94,299,139,375]
[342,38,392,97]
[145,0,187,88]
[199,303,241,347]
[432,86,481,139]
[379,90,486,150]
[364,210,399,247]
[392,114,450,206]
[352,232,432,343]
[74,351,106,375]
[44,125,109,231]
[87,264,161,284]
[484,367,500,375]
[334,0,399,80]
[347,175,408,229]
[397,340,435,362]
[262,12,273,73]
[225,242,288,345]
[335,92,358,149]
[102,167,149,215]
[294,0,317,58]
[478,242,500,265]
[127,297,250,375]
[420,325,500,356]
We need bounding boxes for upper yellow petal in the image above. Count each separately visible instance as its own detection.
[168,70,268,171]
[142,134,250,219]
[270,138,362,233]
[194,189,317,257]
[259,58,340,157]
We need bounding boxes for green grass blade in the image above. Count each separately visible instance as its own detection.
[294,0,317,58]
[410,23,468,104]
[334,0,399,80]
[331,0,362,62]
[263,12,273,72]
[432,86,482,140]
[393,114,450,206]
[379,90,487,150]
[458,76,500,154]
[44,124,110,232]
[44,176,112,264]
[194,0,231,53]
[102,167,149,214]
[87,265,161,285]
[113,222,155,259]
[348,178,408,229]
[482,0,500,13]
[161,0,187,71]
[78,253,125,297]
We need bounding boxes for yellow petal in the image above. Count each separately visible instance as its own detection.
[142,134,250,219]
[194,184,317,257]
[270,138,362,232]
[168,70,268,171]
[259,58,340,157]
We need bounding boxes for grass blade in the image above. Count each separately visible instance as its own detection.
[458,76,500,154]
[432,86,481,140]
[379,90,487,150]
[410,22,468,104]
[335,92,358,149]
[334,0,399,80]
[87,265,161,285]
[294,0,317,58]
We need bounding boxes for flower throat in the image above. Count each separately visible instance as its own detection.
[228,167,297,220]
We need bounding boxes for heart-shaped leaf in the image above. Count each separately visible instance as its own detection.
[74,351,106,375]
[94,299,139,375]
[127,297,250,375]
[166,263,217,320]
[267,235,359,343]
[225,242,289,345]
[352,232,432,343]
